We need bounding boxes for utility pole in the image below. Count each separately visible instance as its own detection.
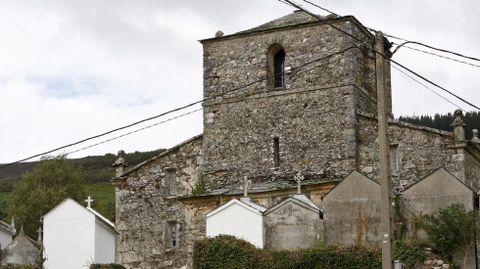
[375,31,394,269]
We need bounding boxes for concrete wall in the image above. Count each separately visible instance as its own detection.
[43,199,96,269]
[401,168,475,269]
[206,200,264,248]
[0,229,12,250]
[264,198,321,250]
[322,171,381,245]
[401,168,474,224]
[94,221,116,264]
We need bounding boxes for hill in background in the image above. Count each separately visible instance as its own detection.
[0,149,164,222]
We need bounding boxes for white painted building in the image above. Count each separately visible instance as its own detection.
[43,198,117,269]
[0,219,15,250]
[206,197,266,248]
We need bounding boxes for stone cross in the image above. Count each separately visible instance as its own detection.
[243,176,252,197]
[294,172,304,194]
[472,129,480,144]
[85,196,93,208]
[450,109,466,141]
[37,226,43,243]
[113,150,127,177]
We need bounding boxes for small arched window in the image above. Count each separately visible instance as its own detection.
[273,50,285,88]
[268,44,286,89]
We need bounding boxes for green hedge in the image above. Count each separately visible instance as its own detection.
[0,264,41,269]
[193,235,382,269]
[89,264,126,269]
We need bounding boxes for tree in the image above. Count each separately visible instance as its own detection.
[8,155,86,237]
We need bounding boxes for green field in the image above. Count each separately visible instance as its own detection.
[0,182,115,223]
[84,182,115,220]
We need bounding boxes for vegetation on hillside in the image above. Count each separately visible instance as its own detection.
[8,156,86,237]
[0,149,164,192]
[0,149,163,230]
[399,111,480,139]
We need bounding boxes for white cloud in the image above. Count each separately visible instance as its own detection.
[0,0,479,162]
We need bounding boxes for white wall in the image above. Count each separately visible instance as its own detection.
[94,221,116,264]
[0,229,12,250]
[206,202,264,248]
[43,200,96,269]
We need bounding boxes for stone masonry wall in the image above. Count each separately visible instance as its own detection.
[465,149,480,191]
[357,114,455,192]
[114,136,202,269]
[201,18,377,188]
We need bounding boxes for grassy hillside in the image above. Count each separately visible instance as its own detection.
[0,149,164,222]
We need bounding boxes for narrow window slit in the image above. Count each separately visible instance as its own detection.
[273,137,280,167]
[274,50,285,88]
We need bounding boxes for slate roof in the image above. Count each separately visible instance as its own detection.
[181,177,339,199]
[0,219,15,236]
[236,10,326,34]
[206,198,266,218]
[264,194,320,215]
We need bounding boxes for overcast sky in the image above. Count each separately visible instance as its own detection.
[0,0,479,163]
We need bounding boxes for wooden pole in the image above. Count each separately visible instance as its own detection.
[375,31,394,269]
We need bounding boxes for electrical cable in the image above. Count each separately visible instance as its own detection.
[65,108,203,156]
[0,46,358,169]
[391,65,465,111]
[280,0,480,111]
[393,44,480,69]
[302,0,338,16]
[301,1,480,65]
[391,40,480,63]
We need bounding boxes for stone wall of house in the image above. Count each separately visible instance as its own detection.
[356,113,455,192]
[264,199,322,250]
[114,136,202,269]
[201,17,379,189]
[464,148,480,191]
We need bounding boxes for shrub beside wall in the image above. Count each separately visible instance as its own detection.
[193,235,382,269]
[89,264,126,269]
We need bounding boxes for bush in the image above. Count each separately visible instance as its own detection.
[416,203,477,264]
[394,240,427,268]
[193,235,259,269]
[193,235,382,269]
[89,264,126,269]
[0,264,42,269]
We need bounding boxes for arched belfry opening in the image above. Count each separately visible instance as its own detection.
[267,44,286,89]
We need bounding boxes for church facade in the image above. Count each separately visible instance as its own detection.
[112,11,480,269]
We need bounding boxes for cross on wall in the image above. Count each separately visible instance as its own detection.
[85,196,94,208]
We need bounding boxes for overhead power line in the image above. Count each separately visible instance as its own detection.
[302,0,338,16]
[391,65,465,111]
[301,0,480,65]
[66,108,203,156]
[0,46,358,169]
[391,40,480,63]
[393,43,480,69]
[280,0,480,111]
[389,58,480,111]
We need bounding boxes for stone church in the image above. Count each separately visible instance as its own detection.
[112,11,480,269]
